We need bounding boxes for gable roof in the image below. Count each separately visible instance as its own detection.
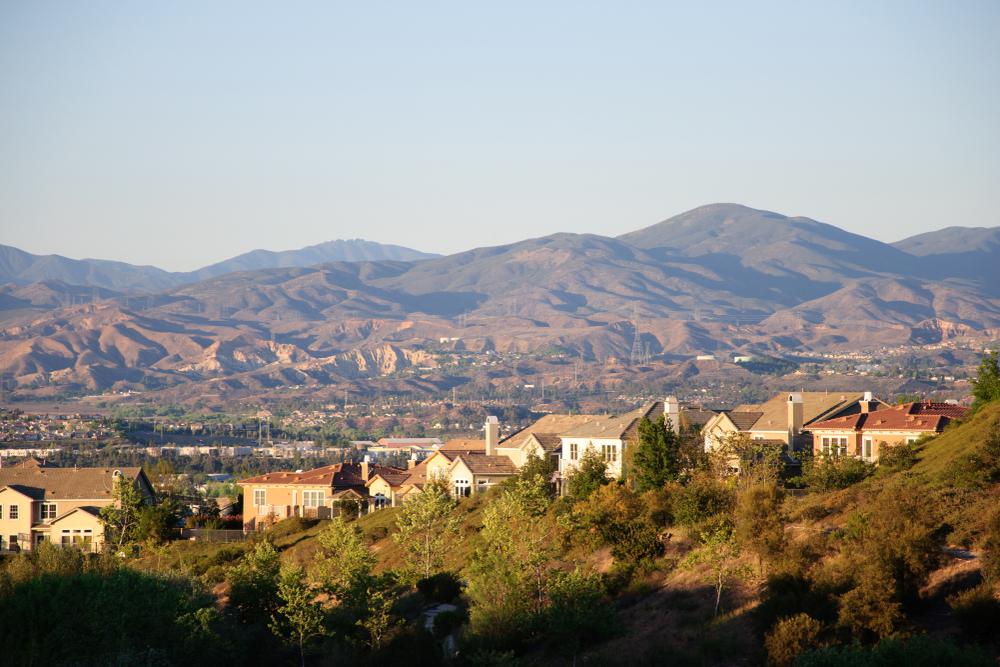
[438,438,486,452]
[735,392,868,432]
[499,414,607,450]
[49,506,102,525]
[723,411,764,431]
[450,453,518,476]
[0,464,147,501]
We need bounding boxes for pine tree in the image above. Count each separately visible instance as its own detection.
[632,415,680,491]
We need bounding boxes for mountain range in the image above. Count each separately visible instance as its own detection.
[0,239,438,292]
[1,203,997,397]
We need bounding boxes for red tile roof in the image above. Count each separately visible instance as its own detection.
[808,402,967,433]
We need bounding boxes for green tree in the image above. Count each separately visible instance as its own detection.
[971,349,1000,410]
[313,517,375,596]
[228,540,281,625]
[466,476,568,649]
[632,415,680,491]
[567,446,609,500]
[270,565,326,667]
[99,473,146,554]
[393,479,461,580]
[682,520,749,616]
[357,583,400,652]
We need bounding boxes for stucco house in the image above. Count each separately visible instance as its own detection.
[808,400,967,461]
[240,460,402,531]
[365,421,519,505]
[0,458,154,553]
[701,391,882,454]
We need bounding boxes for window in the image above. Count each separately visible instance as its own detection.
[454,479,471,498]
[863,438,873,460]
[373,493,389,510]
[8,505,17,520]
[40,503,57,521]
[602,444,617,463]
[302,490,324,508]
[253,489,266,508]
[906,437,918,444]
[569,443,578,460]
[7,535,15,550]
[820,436,848,456]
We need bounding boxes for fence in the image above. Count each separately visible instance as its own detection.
[177,528,248,543]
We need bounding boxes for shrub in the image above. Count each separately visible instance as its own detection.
[416,571,463,604]
[837,565,903,641]
[800,455,873,490]
[983,507,1000,583]
[764,613,823,667]
[948,582,1000,640]
[671,473,734,528]
[432,609,464,639]
[878,442,919,471]
[797,635,993,667]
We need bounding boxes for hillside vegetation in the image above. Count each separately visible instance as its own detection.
[2,401,999,666]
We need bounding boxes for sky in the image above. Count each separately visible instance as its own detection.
[1,1,998,272]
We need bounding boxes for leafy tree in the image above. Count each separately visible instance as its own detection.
[971,349,1000,410]
[467,477,557,645]
[516,452,557,499]
[567,446,609,500]
[99,473,146,554]
[735,481,785,575]
[544,568,612,656]
[137,498,181,545]
[632,415,680,491]
[357,581,400,651]
[313,517,375,596]
[393,479,461,580]
[682,519,749,616]
[270,565,325,667]
[228,540,281,625]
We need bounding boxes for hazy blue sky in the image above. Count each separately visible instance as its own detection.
[1,1,998,271]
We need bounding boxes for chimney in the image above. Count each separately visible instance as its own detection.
[664,396,681,435]
[787,392,804,446]
[859,390,874,414]
[485,416,499,456]
[407,455,417,470]
[361,454,370,481]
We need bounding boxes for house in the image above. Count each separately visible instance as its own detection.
[239,460,403,531]
[366,437,442,462]
[0,458,154,553]
[702,391,881,454]
[365,423,517,506]
[808,400,967,461]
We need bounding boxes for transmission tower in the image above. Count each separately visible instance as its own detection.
[629,303,642,366]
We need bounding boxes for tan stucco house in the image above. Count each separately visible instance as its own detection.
[701,391,881,454]
[0,458,154,553]
[240,460,402,531]
[809,400,967,461]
